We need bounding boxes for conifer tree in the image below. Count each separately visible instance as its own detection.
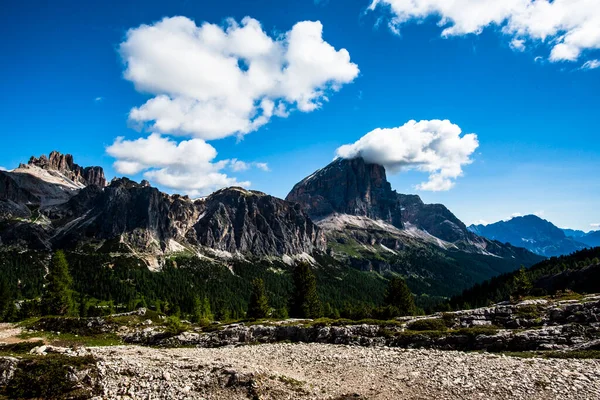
[384,277,415,317]
[513,266,532,297]
[201,297,213,321]
[192,296,213,324]
[0,277,12,322]
[41,250,76,316]
[247,278,270,319]
[291,263,322,318]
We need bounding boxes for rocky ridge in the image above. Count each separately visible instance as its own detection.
[27,151,106,188]
[118,295,600,353]
[469,215,590,257]
[287,157,540,259]
[0,154,325,257]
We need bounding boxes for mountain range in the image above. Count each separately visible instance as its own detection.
[468,215,598,257]
[1,151,542,300]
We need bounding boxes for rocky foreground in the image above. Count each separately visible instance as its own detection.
[85,343,600,399]
[3,296,600,399]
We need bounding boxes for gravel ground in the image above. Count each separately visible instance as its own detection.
[0,323,22,343]
[89,343,600,400]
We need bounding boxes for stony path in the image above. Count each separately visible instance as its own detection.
[90,343,600,400]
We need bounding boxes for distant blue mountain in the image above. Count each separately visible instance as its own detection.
[563,228,600,248]
[468,215,590,257]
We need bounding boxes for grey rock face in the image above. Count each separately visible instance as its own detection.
[4,176,325,257]
[28,151,106,187]
[286,157,403,228]
[397,194,469,242]
[192,188,326,256]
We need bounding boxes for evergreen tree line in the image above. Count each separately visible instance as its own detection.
[0,251,419,322]
[449,247,600,310]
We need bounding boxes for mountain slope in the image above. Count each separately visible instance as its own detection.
[287,157,402,227]
[287,157,543,296]
[468,215,589,257]
[0,152,324,259]
[451,247,600,308]
[563,228,600,248]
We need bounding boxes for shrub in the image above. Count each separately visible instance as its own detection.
[4,355,100,399]
[407,318,447,332]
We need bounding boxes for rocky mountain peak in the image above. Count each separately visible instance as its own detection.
[286,157,402,228]
[28,151,106,187]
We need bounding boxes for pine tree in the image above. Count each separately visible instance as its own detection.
[513,266,532,297]
[247,278,270,319]
[201,297,213,321]
[0,277,12,322]
[291,263,322,318]
[41,250,75,316]
[384,277,415,317]
[191,296,202,323]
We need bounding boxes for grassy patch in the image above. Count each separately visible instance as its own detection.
[2,354,100,399]
[307,318,403,328]
[503,350,600,359]
[0,341,45,356]
[395,330,446,339]
[516,305,543,319]
[18,331,122,347]
[407,318,448,332]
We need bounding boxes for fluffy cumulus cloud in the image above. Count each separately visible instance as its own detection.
[336,119,479,191]
[119,16,359,139]
[106,134,268,196]
[109,16,356,195]
[369,0,600,62]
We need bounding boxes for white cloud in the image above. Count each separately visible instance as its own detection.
[229,159,270,172]
[120,16,359,140]
[230,159,250,172]
[94,97,103,102]
[335,119,478,191]
[106,133,251,196]
[591,223,600,228]
[370,0,600,62]
[510,38,526,52]
[254,162,270,172]
[581,59,600,69]
[0,166,7,171]
[511,213,523,218]
[472,219,489,226]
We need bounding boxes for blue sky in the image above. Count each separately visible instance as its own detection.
[1,0,599,231]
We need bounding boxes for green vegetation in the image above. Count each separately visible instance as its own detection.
[384,277,416,316]
[0,341,45,356]
[503,350,600,359]
[247,278,270,319]
[450,247,600,309]
[16,331,123,347]
[41,250,76,316]
[191,296,213,325]
[291,263,322,318]
[407,318,448,332]
[2,355,100,399]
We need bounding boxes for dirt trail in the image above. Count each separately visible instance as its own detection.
[0,323,45,345]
